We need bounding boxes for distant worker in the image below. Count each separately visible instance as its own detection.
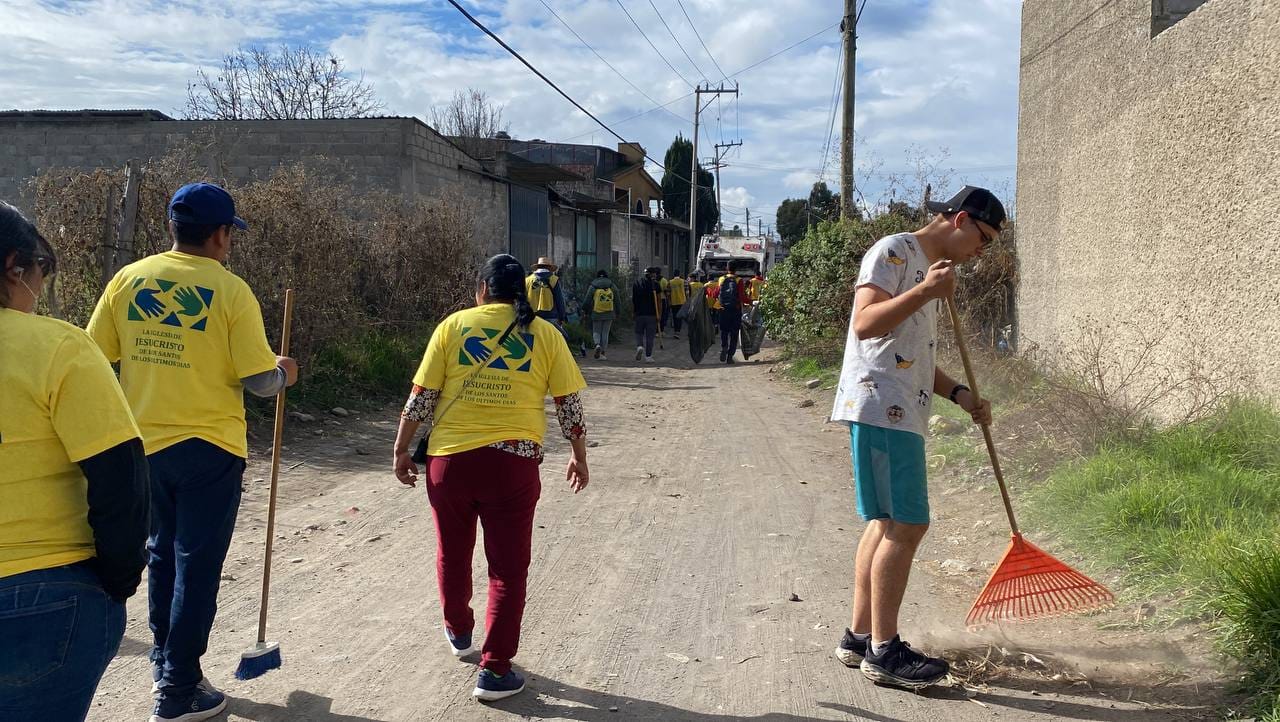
[583,269,618,360]
[525,257,567,332]
[716,272,745,364]
[667,270,687,340]
[632,267,660,362]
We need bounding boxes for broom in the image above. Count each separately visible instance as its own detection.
[945,298,1115,628]
[235,288,294,679]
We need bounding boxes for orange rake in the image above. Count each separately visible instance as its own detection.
[945,298,1114,628]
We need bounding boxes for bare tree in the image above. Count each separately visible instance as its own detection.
[429,89,509,159]
[184,45,384,120]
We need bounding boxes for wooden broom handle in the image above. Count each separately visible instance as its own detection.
[257,289,294,643]
[945,297,1020,536]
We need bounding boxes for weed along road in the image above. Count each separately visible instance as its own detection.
[88,345,1212,721]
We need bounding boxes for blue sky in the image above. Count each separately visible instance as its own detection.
[0,0,1022,229]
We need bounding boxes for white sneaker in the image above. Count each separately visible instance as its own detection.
[644,356,655,363]
[635,346,644,360]
[593,345,601,359]
[599,353,608,360]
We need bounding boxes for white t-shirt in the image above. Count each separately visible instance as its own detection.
[831,233,938,438]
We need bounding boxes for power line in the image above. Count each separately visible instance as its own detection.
[549,20,837,145]
[677,0,727,82]
[817,43,845,183]
[648,0,707,81]
[536,0,690,124]
[446,0,698,188]
[616,0,695,88]
[734,21,840,78]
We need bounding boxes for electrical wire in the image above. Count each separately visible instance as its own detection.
[816,43,845,183]
[615,0,695,88]
[537,0,691,124]
[648,0,707,81]
[676,0,727,82]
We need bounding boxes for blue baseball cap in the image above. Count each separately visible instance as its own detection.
[168,183,248,230]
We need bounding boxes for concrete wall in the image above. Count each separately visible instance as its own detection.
[0,114,507,256]
[1015,0,1280,404]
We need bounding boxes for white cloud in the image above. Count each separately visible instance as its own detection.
[0,0,1022,218]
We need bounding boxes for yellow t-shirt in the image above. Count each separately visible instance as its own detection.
[749,277,763,301]
[689,280,705,298]
[86,251,279,457]
[0,309,141,579]
[669,278,687,305]
[412,304,587,456]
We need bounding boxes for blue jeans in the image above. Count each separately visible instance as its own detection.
[147,439,244,699]
[0,562,125,722]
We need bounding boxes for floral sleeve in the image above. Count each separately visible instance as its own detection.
[554,392,586,440]
[402,385,441,426]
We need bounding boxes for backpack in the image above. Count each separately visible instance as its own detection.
[592,287,615,314]
[719,276,739,310]
[527,273,557,313]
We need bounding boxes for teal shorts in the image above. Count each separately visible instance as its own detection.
[850,421,930,525]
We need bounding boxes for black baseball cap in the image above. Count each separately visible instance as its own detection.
[925,185,1006,231]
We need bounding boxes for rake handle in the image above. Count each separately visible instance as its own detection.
[945,297,1020,537]
[257,289,294,643]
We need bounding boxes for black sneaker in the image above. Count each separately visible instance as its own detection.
[859,635,949,690]
[835,629,869,667]
[719,349,727,362]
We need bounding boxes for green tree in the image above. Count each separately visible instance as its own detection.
[808,181,840,223]
[775,198,808,245]
[660,134,718,238]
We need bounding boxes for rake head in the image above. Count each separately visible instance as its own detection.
[966,533,1115,629]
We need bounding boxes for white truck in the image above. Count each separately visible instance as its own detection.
[696,233,774,279]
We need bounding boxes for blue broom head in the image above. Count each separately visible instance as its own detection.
[235,641,282,680]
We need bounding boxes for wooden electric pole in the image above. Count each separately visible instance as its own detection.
[712,140,742,235]
[689,82,738,270]
[840,0,863,219]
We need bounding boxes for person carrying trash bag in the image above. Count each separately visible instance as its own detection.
[716,272,747,364]
[393,254,590,703]
[583,269,618,360]
[0,201,150,722]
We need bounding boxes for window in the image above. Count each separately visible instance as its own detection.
[575,215,597,272]
[1151,0,1210,37]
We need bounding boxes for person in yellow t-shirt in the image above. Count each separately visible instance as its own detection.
[393,254,589,702]
[86,183,298,721]
[667,270,688,340]
[0,202,149,721]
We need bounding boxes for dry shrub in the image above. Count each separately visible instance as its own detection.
[1028,318,1245,447]
[30,139,482,380]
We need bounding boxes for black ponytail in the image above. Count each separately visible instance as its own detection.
[478,253,536,329]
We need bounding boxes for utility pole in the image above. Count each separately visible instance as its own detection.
[689,82,739,271]
[710,140,742,235]
[840,0,863,219]
[745,207,750,236]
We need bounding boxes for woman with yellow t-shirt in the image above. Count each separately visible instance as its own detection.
[0,202,149,722]
[392,254,589,703]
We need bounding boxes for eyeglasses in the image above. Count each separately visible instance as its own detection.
[32,255,57,276]
[971,219,995,248]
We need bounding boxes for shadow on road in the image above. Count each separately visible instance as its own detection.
[229,690,389,722]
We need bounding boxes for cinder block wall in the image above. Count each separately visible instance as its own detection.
[1016,0,1280,407]
[0,114,508,257]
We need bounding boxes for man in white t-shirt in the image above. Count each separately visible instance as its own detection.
[830,186,1003,690]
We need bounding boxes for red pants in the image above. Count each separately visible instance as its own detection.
[426,446,541,675]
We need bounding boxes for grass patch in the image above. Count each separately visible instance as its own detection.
[288,326,431,411]
[782,355,841,389]
[1028,399,1280,717]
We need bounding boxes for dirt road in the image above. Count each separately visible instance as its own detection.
[90,341,1217,721]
